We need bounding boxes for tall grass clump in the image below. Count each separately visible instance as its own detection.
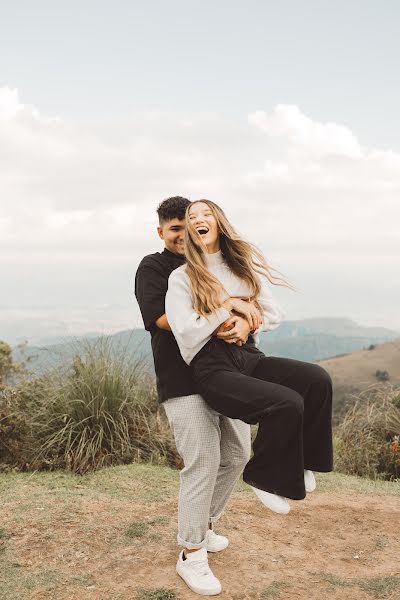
[334,384,400,481]
[1,336,179,474]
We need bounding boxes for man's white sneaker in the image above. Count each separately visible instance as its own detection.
[205,528,229,552]
[250,485,290,514]
[176,547,222,596]
[304,469,316,492]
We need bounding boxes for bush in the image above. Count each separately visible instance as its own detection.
[375,369,390,382]
[0,340,24,388]
[0,378,50,469]
[0,336,180,474]
[334,384,400,480]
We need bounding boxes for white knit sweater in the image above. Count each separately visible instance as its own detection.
[165,249,286,365]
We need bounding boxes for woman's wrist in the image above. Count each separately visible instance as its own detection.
[222,298,233,312]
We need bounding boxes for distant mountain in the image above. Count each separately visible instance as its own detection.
[260,317,397,340]
[11,317,400,378]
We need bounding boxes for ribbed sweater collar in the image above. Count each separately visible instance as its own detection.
[204,249,224,266]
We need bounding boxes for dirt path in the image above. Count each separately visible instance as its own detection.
[2,488,400,599]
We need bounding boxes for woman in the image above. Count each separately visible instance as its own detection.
[165,200,333,512]
[164,200,333,595]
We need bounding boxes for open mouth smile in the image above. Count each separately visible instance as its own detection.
[196,226,209,236]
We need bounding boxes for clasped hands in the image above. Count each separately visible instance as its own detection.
[212,297,263,347]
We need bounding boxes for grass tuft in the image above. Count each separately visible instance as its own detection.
[319,572,352,587]
[258,581,290,598]
[148,515,169,526]
[125,521,149,538]
[375,535,389,550]
[357,575,400,598]
[316,572,400,598]
[135,588,180,600]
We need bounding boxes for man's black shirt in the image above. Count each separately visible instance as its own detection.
[134,248,197,403]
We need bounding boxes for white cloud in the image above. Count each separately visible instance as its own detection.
[1,87,399,339]
[0,86,24,120]
[248,104,363,159]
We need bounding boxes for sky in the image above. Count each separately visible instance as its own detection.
[1,0,399,345]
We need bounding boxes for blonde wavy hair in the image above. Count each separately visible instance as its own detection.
[184,199,297,317]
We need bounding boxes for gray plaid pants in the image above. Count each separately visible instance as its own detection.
[162,393,251,549]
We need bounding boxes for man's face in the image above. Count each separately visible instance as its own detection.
[157,218,185,255]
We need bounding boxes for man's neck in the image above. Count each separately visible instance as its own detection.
[163,247,185,260]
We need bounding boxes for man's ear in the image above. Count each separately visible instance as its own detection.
[157,226,164,240]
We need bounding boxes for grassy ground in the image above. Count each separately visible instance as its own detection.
[1,466,399,600]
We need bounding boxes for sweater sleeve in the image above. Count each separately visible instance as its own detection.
[256,277,286,332]
[165,267,231,352]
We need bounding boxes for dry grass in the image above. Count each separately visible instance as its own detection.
[1,336,180,474]
[335,385,400,480]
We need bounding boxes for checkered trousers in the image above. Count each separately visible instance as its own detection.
[163,393,251,549]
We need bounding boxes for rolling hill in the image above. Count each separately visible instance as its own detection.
[11,317,399,378]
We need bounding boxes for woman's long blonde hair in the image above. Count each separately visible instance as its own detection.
[184,199,297,317]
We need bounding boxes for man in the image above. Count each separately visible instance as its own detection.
[135,196,255,596]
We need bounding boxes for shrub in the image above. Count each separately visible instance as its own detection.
[0,340,23,388]
[375,369,390,382]
[1,336,180,474]
[334,384,400,480]
[0,377,50,470]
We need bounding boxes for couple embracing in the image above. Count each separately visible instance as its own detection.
[135,196,333,596]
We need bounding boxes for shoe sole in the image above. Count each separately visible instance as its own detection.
[206,540,229,553]
[251,487,291,514]
[304,471,316,492]
[176,565,222,595]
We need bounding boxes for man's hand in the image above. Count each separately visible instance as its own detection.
[215,314,252,346]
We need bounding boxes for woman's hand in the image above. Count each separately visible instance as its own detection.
[225,298,263,331]
[216,315,251,345]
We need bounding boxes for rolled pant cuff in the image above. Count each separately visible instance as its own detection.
[177,533,208,549]
[209,511,224,523]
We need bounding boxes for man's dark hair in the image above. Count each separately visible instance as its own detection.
[157,196,190,224]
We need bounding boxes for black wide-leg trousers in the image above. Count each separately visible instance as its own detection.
[191,338,333,500]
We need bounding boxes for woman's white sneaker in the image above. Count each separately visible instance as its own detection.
[205,528,229,552]
[304,469,316,492]
[250,485,290,514]
[176,547,222,596]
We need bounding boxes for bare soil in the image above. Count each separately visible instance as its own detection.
[1,486,400,599]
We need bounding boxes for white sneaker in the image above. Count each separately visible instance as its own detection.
[204,528,229,552]
[176,547,222,596]
[304,469,316,492]
[250,485,290,514]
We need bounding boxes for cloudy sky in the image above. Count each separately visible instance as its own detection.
[1,1,399,345]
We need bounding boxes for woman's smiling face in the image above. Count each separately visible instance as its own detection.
[188,201,220,253]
